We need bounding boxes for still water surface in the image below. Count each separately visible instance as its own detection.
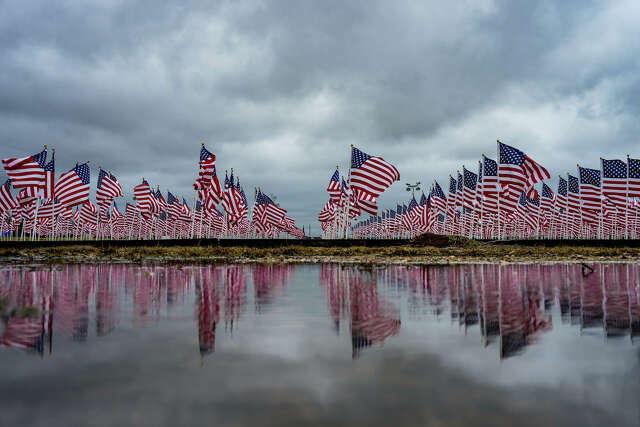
[1,263,639,426]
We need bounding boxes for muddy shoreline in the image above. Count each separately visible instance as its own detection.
[1,244,639,265]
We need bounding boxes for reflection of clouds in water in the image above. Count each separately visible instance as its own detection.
[0,263,639,425]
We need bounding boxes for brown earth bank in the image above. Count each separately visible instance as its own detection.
[1,242,640,264]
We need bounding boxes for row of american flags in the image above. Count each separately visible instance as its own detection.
[0,144,304,239]
[323,141,640,239]
[3,263,639,358]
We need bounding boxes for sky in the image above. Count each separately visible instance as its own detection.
[1,1,639,234]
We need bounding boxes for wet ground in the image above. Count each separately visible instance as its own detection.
[1,263,639,426]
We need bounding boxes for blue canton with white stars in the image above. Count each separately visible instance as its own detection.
[568,174,579,194]
[75,163,90,185]
[602,159,627,179]
[351,147,372,169]
[483,156,497,176]
[499,142,525,166]
[629,158,640,179]
[578,166,601,186]
[557,177,567,196]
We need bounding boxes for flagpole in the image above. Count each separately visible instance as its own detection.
[344,146,354,239]
[626,155,630,240]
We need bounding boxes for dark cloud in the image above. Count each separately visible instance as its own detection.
[1,0,639,231]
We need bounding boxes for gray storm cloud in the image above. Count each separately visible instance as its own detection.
[1,0,639,230]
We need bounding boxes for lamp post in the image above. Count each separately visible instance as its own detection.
[405,182,420,239]
[406,182,421,196]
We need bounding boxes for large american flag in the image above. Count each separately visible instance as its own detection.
[2,149,47,189]
[54,163,90,208]
[498,142,550,190]
[350,146,400,200]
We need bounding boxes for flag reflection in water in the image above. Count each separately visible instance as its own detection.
[0,264,296,358]
[320,265,401,359]
[321,263,640,359]
[1,263,639,361]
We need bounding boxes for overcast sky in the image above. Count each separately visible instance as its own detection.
[1,1,639,233]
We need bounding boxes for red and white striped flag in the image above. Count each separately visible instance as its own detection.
[350,146,400,199]
[2,149,47,189]
[0,180,18,212]
[55,163,91,208]
[43,152,55,200]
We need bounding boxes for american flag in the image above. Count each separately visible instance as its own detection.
[567,173,580,213]
[205,167,223,208]
[166,191,182,219]
[456,171,463,208]
[601,158,627,207]
[221,172,243,217]
[55,163,90,208]
[350,146,400,199]
[112,201,122,220]
[482,155,499,193]
[327,169,341,203]
[96,169,122,213]
[43,152,55,200]
[260,192,287,226]
[540,182,555,211]
[194,145,216,191]
[236,180,249,219]
[628,157,640,198]
[446,175,457,219]
[431,181,446,213]
[498,142,550,190]
[2,149,47,189]
[462,166,477,210]
[134,180,153,218]
[515,192,537,230]
[79,201,98,227]
[557,176,568,208]
[180,198,192,221]
[354,189,377,215]
[578,166,601,211]
[0,180,18,212]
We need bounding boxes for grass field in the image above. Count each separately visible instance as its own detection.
[1,242,640,264]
